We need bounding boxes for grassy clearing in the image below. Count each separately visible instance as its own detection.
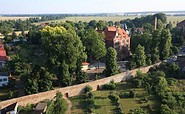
[70,82,160,114]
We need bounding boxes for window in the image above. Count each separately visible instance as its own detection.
[114,42,120,48]
[0,79,2,82]
[122,40,125,45]
[3,78,7,81]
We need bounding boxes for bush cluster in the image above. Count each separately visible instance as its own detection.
[102,80,116,90]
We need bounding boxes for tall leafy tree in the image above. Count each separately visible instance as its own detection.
[134,45,146,67]
[38,67,53,92]
[151,30,161,63]
[82,29,106,64]
[159,29,172,60]
[41,26,84,87]
[48,92,67,114]
[105,47,119,77]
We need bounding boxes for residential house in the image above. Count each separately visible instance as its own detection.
[98,26,130,60]
[34,103,47,114]
[0,102,18,114]
[40,23,50,28]
[0,72,9,87]
[0,42,10,68]
[82,62,90,71]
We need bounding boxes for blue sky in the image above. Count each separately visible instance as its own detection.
[1,0,185,14]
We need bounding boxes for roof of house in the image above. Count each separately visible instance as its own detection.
[82,62,90,65]
[103,26,129,39]
[34,103,47,111]
[1,102,18,114]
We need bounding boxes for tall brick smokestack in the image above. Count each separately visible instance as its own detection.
[154,17,157,30]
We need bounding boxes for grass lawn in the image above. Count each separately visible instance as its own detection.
[70,82,160,114]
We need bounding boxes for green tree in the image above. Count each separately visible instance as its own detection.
[159,29,172,60]
[155,77,169,96]
[151,30,161,63]
[38,67,53,92]
[97,20,107,30]
[41,26,84,87]
[50,92,67,114]
[105,47,119,77]
[134,45,146,67]
[82,29,106,64]
[160,104,174,114]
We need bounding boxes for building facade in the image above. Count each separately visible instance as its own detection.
[98,26,130,60]
[0,72,9,87]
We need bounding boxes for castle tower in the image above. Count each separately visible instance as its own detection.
[154,17,157,30]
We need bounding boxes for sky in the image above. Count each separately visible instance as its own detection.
[1,0,185,14]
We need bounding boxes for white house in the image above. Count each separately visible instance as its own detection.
[1,102,18,114]
[82,62,89,71]
[0,72,9,87]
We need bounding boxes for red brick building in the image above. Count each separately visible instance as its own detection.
[98,26,130,60]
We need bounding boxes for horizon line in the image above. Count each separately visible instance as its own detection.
[1,10,185,15]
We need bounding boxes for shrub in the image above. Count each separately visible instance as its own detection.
[84,85,92,94]
[119,92,130,98]
[102,80,116,90]
[108,91,120,104]
[117,104,124,114]
[129,90,136,98]
[133,79,142,88]
[130,108,148,114]
[86,92,94,99]
[167,78,176,86]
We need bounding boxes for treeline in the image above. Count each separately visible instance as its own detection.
[0,15,65,35]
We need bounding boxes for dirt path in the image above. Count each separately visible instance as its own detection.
[64,97,72,114]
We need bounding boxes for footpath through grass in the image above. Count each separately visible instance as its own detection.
[70,82,160,114]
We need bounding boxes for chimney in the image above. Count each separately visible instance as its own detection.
[154,17,157,30]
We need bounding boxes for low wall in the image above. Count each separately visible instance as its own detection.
[0,63,160,109]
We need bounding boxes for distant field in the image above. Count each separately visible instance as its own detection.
[61,16,138,22]
[34,16,139,25]
[35,15,185,27]
[0,16,31,21]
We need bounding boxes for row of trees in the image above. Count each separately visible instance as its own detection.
[130,28,173,69]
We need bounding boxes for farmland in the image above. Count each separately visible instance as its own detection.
[34,15,185,26]
[0,16,32,21]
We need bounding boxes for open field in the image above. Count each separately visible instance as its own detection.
[34,16,139,25]
[70,82,160,114]
[34,15,185,27]
[0,16,32,21]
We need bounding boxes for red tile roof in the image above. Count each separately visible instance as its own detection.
[0,42,10,61]
[82,62,89,65]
